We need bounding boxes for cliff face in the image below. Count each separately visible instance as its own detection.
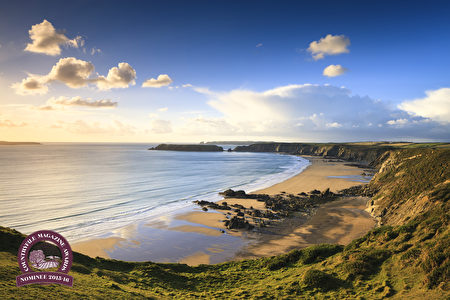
[365,148,449,226]
[234,143,392,166]
[149,144,223,151]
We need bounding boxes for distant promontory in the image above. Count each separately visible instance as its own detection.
[0,141,41,145]
[149,144,223,152]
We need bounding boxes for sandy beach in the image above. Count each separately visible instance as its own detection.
[173,156,375,264]
[73,156,376,265]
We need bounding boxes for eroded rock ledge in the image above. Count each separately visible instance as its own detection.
[194,188,342,231]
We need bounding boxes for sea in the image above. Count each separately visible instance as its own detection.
[0,143,310,244]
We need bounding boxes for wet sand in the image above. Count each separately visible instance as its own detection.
[72,237,125,258]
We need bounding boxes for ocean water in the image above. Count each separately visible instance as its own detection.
[0,143,309,243]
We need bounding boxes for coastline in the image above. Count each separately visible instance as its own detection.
[72,155,376,265]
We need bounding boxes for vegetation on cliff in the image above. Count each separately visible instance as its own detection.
[0,144,448,299]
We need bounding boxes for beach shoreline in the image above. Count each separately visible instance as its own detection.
[72,155,376,265]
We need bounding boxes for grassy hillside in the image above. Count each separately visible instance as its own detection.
[0,147,448,299]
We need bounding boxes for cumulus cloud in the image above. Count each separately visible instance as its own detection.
[142,74,173,88]
[307,34,350,60]
[11,75,48,95]
[36,96,117,110]
[398,88,450,124]
[151,119,172,134]
[323,64,348,77]
[95,62,136,90]
[192,84,448,141]
[25,20,83,56]
[158,107,168,112]
[47,57,94,88]
[12,58,136,94]
[182,83,193,88]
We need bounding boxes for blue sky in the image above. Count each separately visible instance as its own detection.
[0,0,449,142]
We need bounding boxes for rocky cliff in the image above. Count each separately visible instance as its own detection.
[234,143,393,166]
[364,148,449,226]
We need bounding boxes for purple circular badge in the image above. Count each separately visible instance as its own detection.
[16,230,74,287]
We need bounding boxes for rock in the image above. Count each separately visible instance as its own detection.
[193,200,231,210]
[149,144,223,152]
[202,207,208,211]
[225,216,254,230]
[231,204,245,209]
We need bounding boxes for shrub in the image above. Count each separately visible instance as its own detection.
[300,244,344,264]
[266,244,343,270]
[266,249,303,270]
[401,248,421,260]
[420,236,450,288]
[302,269,341,291]
[342,249,391,278]
[71,264,91,274]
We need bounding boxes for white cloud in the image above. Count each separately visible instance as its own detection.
[192,86,214,95]
[192,84,448,141]
[398,88,450,124]
[151,119,172,134]
[326,122,342,128]
[35,96,117,110]
[12,58,136,94]
[182,83,193,88]
[323,64,348,77]
[386,119,408,126]
[25,20,83,56]
[307,34,350,60]
[47,57,94,88]
[158,107,168,112]
[95,62,136,90]
[11,75,48,95]
[256,43,263,48]
[142,74,173,88]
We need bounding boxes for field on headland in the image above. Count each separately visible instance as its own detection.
[0,143,448,299]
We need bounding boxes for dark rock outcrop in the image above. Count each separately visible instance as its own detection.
[149,144,223,152]
[224,216,254,230]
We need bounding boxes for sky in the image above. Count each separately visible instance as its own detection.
[0,0,449,143]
